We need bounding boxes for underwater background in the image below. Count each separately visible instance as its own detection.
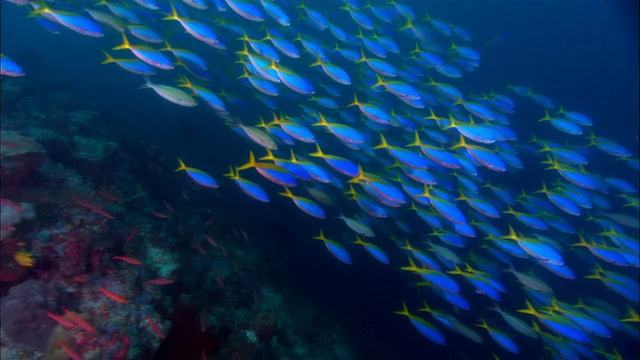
[1,1,638,359]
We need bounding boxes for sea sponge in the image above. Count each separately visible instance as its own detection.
[0,280,59,351]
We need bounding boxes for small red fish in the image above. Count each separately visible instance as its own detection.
[232,227,241,241]
[73,199,114,219]
[99,288,127,303]
[239,228,250,242]
[46,312,77,330]
[151,210,170,218]
[73,274,90,283]
[214,268,224,289]
[219,243,228,258]
[145,278,175,285]
[163,200,175,213]
[113,256,143,265]
[145,314,165,339]
[192,241,207,256]
[60,341,81,360]
[64,309,97,334]
[99,191,120,202]
[204,234,218,248]
[125,225,140,243]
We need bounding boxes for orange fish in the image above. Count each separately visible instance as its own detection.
[112,256,143,265]
[99,288,127,303]
[46,312,77,330]
[64,309,97,334]
[145,278,175,285]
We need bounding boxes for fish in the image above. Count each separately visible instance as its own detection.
[6,1,639,358]
[163,4,221,47]
[224,0,265,22]
[238,151,296,187]
[127,24,162,44]
[1,54,25,77]
[312,113,365,145]
[31,5,104,37]
[100,51,156,75]
[140,76,198,107]
[488,304,538,338]
[352,236,389,264]
[476,318,519,354]
[145,314,166,339]
[503,264,554,294]
[517,300,590,343]
[236,123,278,150]
[99,288,127,304]
[225,166,270,202]
[113,33,173,69]
[175,157,218,188]
[151,210,170,218]
[125,226,140,242]
[308,143,359,177]
[260,0,290,26]
[337,214,374,237]
[14,250,35,267]
[279,187,325,218]
[72,199,114,219]
[395,301,446,345]
[112,256,143,265]
[46,312,77,330]
[312,230,351,264]
[64,309,97,334]
[145,278,175,285]
[178,76,227,113]
[60,341,82,360]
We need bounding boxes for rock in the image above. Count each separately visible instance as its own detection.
[0,130,46,186]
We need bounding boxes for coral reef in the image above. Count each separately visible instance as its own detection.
[0,280,59,351]
[1,200,35,240]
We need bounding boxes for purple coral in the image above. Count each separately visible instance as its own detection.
[0,280,59,351]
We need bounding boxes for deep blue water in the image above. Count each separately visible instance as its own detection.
[2,1,638,359]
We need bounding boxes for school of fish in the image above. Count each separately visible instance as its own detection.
[2,0,638,358]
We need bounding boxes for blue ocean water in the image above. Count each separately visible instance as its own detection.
[1,1,638,359]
